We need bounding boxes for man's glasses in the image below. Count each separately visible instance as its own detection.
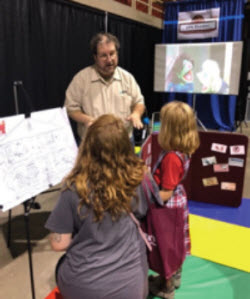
[97,50,117,60]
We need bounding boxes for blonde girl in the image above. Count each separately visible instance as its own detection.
[149,101,200,299]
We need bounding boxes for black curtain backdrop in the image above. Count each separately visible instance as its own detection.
[238,4,250,123]
[108,14,163,116]
[0,0,104,117]
[0,0,162,121]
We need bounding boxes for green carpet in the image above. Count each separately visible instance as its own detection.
[147,255,250,299]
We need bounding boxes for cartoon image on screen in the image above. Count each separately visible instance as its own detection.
[196,59,229,94]
[154,42,243,95]
[165,54,194,93]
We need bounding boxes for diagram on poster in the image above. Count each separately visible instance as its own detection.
[0,108,78,212]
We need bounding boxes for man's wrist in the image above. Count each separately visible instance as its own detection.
[131,111,141,118]
[84,115,94,126]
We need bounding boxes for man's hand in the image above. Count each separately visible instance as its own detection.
[68,110,95,127]
[126,112,143,129]
[85,116,95,127]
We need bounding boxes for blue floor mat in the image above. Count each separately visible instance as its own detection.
[188,198,250,228]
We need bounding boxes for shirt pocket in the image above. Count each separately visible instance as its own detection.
[115,92,133,130]
[116,91,133,117]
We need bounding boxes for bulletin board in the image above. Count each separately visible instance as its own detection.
[184,130,248,207]
[0,108,78,212]
[141,131,248,207]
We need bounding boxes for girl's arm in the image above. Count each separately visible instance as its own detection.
[49,232,72,252]
[159,189,173,202]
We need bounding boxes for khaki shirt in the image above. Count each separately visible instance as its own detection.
[64,66,144,138]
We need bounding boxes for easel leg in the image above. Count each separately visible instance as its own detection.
[197,117,208,131]
[24,199,36,299]
[239,120,248,133]
[7,209,12,248]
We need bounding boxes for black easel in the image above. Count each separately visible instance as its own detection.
[6,189,60,299]
[7,81,37,299]
[4,82,62,299]
[6,81,22,248]
[8,81,34,246]
[23,197,36,299]
[8,81,31,247]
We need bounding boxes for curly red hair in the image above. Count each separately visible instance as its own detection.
[64,114,146,222]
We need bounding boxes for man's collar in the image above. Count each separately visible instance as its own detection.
[112,67,121,81]
[90,65,121,83]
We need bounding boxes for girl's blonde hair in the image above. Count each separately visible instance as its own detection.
[64,114,146,222]
[158,101,200,155]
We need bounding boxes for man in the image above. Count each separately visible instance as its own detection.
[64,32,145,140]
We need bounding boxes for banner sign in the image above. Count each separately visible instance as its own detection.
[178,8,220,40]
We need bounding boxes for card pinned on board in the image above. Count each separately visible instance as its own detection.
[230,145,245,155]
[228,157,244,167]
[202,177,219,187]
[201,156,217,166]
[211,143,227,153]
[213,164,229,172]
[221,182,236,191]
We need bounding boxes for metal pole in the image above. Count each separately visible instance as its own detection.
[193,94,207,131]
[13,81,22,115]
[104,11,108,33]
[24,199,36,299]
[7,210,12,248]
[8,81,23,247]
[192,93,196,111]
[13,85,19,115]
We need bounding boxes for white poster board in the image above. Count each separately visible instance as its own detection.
[0,108,78,212]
